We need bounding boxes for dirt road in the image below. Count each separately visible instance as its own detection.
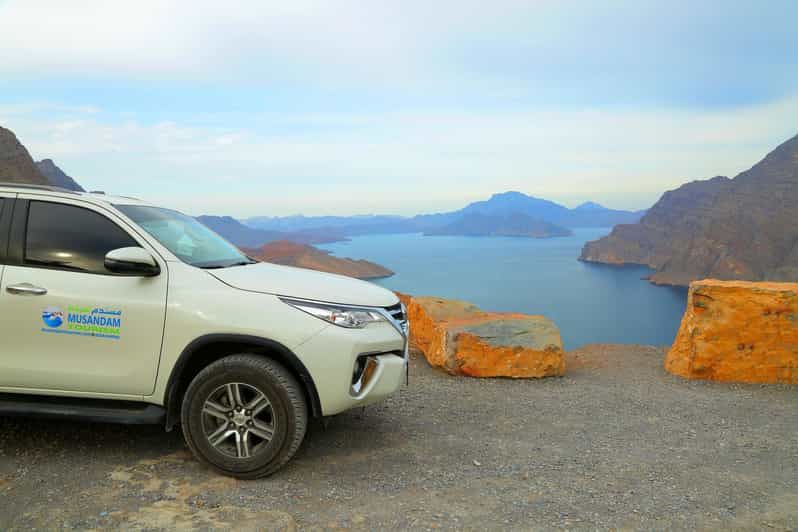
[1,345,796,530]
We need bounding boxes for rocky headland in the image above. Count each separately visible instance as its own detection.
[398,293,564,378]
[580,133,798,286]
[246,240,394,280]
[665,279,798,384]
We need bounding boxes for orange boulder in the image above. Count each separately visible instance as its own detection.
[398,293,564,378]
[665,279,798,384]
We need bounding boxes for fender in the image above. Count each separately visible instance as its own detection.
[163,333,322,430]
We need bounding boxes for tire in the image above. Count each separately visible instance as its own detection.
[181,354,308,479]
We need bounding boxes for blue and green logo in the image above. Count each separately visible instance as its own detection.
[66,306,123,336]
[42,306,64,328]
[41,305,123,339]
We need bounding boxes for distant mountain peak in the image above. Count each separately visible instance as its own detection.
[490,190,530,199]
[575,201,605,210]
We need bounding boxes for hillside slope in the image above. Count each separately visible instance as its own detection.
[0,126,49,186]
[580,133,798,286]
[35,159,85,191]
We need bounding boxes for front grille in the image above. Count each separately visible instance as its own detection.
[385,302,405,321]
[384,302,409,336]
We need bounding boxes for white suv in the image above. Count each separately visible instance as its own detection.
[0,184,407,478]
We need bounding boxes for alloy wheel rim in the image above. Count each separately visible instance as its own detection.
[201,382,276,459]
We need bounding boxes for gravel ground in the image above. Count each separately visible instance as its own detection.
[0,344,796,530]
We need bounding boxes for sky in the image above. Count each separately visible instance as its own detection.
[1,0,797,217]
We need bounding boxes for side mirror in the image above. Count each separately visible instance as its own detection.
[105,247,160,277]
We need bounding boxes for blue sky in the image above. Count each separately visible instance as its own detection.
[1,0,797,216]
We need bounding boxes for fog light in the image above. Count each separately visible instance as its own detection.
[350,356,379,396]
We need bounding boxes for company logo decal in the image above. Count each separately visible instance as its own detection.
[40,306,123,340]
[42,306,64,328]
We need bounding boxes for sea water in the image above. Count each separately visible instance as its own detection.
[320,229,687,349]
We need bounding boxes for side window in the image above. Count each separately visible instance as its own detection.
[25,201,139,274]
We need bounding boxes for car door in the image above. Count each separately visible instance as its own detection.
[0,192,15,294]
[0,196,168,396]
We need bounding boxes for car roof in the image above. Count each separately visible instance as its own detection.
[0,182,153,208]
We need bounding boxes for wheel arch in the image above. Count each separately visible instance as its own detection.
[163,334,322,430]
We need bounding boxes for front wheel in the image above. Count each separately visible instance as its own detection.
[181,354,308,479]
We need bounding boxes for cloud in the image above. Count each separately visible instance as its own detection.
[4,96,796,216]
[1,1,796,216]
[0,0,448,81]
[1,0,796,104]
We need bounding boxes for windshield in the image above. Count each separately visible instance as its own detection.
[115,204,254,268]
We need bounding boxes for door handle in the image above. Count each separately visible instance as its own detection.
[6,283,48,296]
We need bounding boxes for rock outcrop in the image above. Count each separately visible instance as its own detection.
[665,279,798,384]
[246,240,393,280]
[580,133,798,286]
[35,159,85,191]
[398,294,564,378]
[0,126,49,186]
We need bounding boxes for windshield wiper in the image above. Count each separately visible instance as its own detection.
[198,259,257,270]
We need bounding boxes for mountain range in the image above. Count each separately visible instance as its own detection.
[233,191,644,246]
[7,121,797,287]
[424,212,573,238]
[580,133,798,286]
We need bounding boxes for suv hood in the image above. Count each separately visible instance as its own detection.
[207,262,400,308]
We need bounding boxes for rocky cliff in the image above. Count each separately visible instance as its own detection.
[398,293,564,378]
[665,279,797,384]
[35,159,85,191]
[580,133,798,286]
[0,126,49,186]
[246,240,393,280]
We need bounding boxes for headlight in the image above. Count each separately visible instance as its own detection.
[280,297,388,329]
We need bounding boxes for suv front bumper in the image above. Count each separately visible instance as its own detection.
[293,319,408,417]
